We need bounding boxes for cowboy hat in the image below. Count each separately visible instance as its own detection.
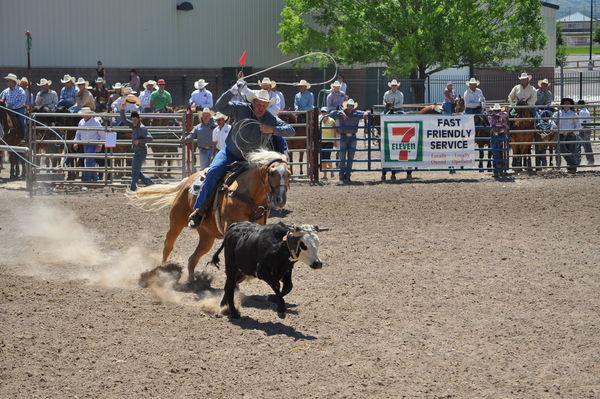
[77,107,94,114]
[123,94,141,105]
[388,79,400,87]
[122,87,136,95]
[198,107,214,117]
[258,77,276,88]
[75,77,89,86]
[60,74,75,84]
[294,79,311,89]
[3,73,19,83]
[331,81,342,88]
[490,103,504,112]
[214,112,228,121]
[320,106,328,112]
[19,77,29,85]
[537,78,551,87]
[246,89,276,105]
[518,72,532,80]
[342,99,358,109]
[143,80,156,89]
[112,82,123,90]
[194,79,208,90]
[95,77,105,84]
[36,78,52,87]
[466,78,480,86]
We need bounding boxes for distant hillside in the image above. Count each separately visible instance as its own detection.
[553,0,596,20]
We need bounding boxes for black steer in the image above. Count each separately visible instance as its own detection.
[209,221,325,319]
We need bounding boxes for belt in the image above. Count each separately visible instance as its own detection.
[198,146,212,150]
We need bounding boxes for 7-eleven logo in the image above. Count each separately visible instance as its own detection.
[392,126,415,161]
[383,120,423,163]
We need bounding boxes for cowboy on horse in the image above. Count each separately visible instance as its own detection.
[187,73,295,227]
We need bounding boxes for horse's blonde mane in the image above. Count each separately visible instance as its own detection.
[247,149,288,167]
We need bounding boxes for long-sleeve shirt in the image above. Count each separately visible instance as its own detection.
[120,108,153,152]
[212,124,231,150]
[0,86,27,109]
[536,89,553,106]
[294,90,314,111]
[138,89,154,110]
[326,90,348,111]
[34,89,59,111]
[59,85,79,106]
[274,90,285,111]
[579,107,591,130]
[463,88,486,110]
[508,84,537,106]
[111,96,138,113]
[74,117,105,146]
[76,89,96,110]
[91,87,110,111]
[487,112,508,135]
[215,89,295,159]
[184,119,217,148]
[189,89,214,109]
[329,109,366,136]
[382,89,404,108]
[550,109,580,135]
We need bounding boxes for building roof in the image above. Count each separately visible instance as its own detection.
[558,12,596,23]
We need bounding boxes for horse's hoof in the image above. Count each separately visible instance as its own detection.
[277,311,286,319]
[229,311,241,319]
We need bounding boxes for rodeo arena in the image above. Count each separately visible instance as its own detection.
[2,1,600,398]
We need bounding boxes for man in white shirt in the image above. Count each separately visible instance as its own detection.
[139,80,156,113]
[189,79,213,111]
[577,99,594,166]
[211,112,231,151]
[463,78,486,114]
[382,79,404,111]
[74,107,105,182]
[272,83,285,111]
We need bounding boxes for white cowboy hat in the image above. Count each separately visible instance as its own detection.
[490,103,504,112]
[258,77,276,88]
[112,82,123,90]
[388,79,400,87]
[537,78,551,87]
[36,78,52,87]
[77,107,93,114]
[123,94,141,105]
[246,89,276,105]
[142,80,156,89]
[198,107,214,117]
[3,73,19,83]
[331,81,342,88]
[466,78,480,86]
[294,79,311,89]
[122,87,136,95]
[60,74,75,84]
[518,72,532,80]
[194,79,208,90]
[19,77,29,85]
[75,77,88,86]
[95,77,105,84]
[342,98,358,109]
[214,112,228,121]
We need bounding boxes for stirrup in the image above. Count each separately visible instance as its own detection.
[188,209,204,228]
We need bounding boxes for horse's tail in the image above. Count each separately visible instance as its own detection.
[207,240,225,269]
[125,178,188,211]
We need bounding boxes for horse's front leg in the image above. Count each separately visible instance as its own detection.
[186,228,215,285]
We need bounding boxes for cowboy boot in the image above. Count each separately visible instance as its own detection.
[188,202,211,228]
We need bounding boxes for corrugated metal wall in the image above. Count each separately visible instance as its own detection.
[0,0,289,68]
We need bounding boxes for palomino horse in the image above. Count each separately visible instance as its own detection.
[127,149,291,284]
[534,108,557,169]
[0,101,26,179]
[509,100,536,172]
[419,96,465,115]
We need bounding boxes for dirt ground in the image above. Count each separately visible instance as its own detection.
[1,169,600,398]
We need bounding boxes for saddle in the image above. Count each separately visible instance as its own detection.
[189,161,248,196]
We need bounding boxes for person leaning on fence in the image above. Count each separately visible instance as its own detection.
[550,98,580,174]
[508,72,537,118]
[535,78,553,110]
[0,73,27,131]
[443,82,457,114]
[463,78,486,115]
[56,74,78,109]
[576,99,594,166]
[182,107,217,170]
[34,78,58,112]
[294,79,314,111]
[186,76,295,228]
[487,103,509,177]
[328,98,368,184]
[151,79,172,112]
[382,79,404,112]
[189,79,213,111]
[121,102,154,191]
[319,106,336,179]
[326,80,348,111]
[139,80,156,113]
[74,107,105,182]
[211,112,231,152]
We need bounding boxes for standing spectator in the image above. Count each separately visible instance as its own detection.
[443,82,457,114]
[128,69,141,92]
[0,73,27,131]
[91,77,110,112]
[272,83,286,111]
[326,80,348,111]
[328,99,368,183]
[463,78,485,115]
[336,75,347,94]
[189,79,213,111]
[183,107,217,170]
[139,80,156,113]
[34,78,58,112]
[256,77,281,115]
[536,78,553,108]
[120,102,154,191]
[294,79,314,111]
[74,107,104,182]
[57,74,78,109]
[577,99,594,166]
[550,98,580,173]
[71,78,95,112]
[96,61,105,83]
[382,79,404,112]
[212,112,230,152]
[19,77,33,111]
[150,79,172,111]
[108,82,123,110]
[319,106,336,179]
[487,104,509,177]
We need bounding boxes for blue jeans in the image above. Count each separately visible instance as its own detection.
[69,105,82,113]
[339,136,357,180]
[490,134,507,173]
[56,99,74,108]
[558,134,578,169]
[465,107,481,115]
[442,102,454,114]
[130,149,154,191]
[193,147,240,210]
[576,130,594,165]
[82,144,99,181]
[198,148,213,170]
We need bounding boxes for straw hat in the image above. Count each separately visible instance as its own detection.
[123,95,141,105]
[331,81,342,88]
[36,78,52,87]
[60,74,75,84]
[194,79,208,90]
[537,78,551,87]
[294,79,311,89]
[3,73,19,83]
[388,79,400,87]
[466,78,480,86]
[112,82,123,90]
[246,89,276,105]
[518,72,532,81]
[19,77,29,86]
[258,77,276,88]
[198,107,214,118]
[214,112,228,121]
[342,98,358,109]
[143,80,156,89]
[95,77,105,84]
[77,107,93,114]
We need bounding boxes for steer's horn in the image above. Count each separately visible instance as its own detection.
[313,225,330,232]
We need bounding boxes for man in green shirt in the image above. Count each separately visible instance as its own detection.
[150,78,172,111]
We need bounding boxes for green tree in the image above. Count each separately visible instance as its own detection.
[593,26,600,44]
[279,0,547,102]
[556,21,567,67]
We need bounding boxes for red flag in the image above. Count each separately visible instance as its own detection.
[239,50,247,66]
